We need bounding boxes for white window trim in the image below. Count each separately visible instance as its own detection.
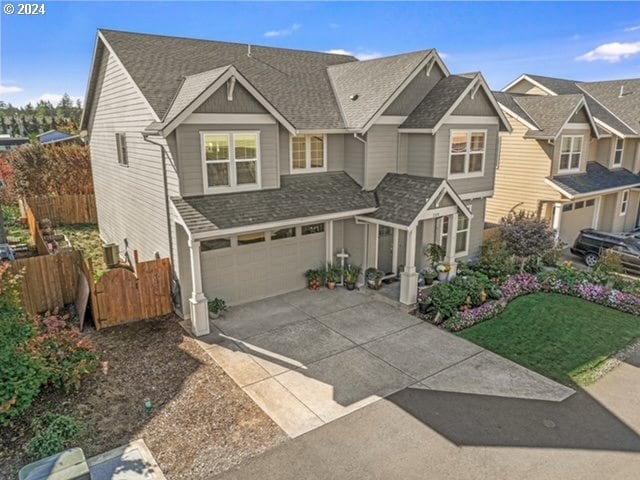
[620,189,629,216]
[200,131,262,193]
[437,215,469,258]
[558,135,583,174]
[447,129,487,180]
[289,134,328,173]
[612,137,624,168]
[454,216,470,257]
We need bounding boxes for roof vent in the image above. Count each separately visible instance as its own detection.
[350,94,359,101]
[619,85,624,98]
[247,44,251,57]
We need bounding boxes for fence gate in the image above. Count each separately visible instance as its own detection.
[90,256,173,329]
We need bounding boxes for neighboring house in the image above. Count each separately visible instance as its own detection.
[488,74,640,245]
[0,134,29,151]
[37,129,82,145]
[81,29,510,336]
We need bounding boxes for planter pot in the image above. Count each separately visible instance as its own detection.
[308,279,321,291]
[437,272,448,282]
[418,302,429,314]
[209,311,220,319]
[345,282,356,291]
[327,281,336,290]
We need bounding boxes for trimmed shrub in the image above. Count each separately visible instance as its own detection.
[500,211,555,271]
[25,413,84,458]
[474,236,516,281]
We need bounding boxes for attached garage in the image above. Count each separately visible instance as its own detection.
[201,223,326,305]
[559,198,595,245]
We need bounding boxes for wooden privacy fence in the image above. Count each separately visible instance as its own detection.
[25,203,50,255]
[89,254,173,329]
[11,250,85,315]
[24,194,97,225]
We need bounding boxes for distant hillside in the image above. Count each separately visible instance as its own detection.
[0,94,82,139]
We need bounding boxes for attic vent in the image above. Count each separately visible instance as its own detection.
[350,94,359,101]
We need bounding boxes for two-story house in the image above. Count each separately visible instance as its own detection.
[81,30,510,336]
[487,74,640,245]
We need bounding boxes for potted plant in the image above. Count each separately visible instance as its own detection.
[343,264,362,291]
[424,243,446,268]
[365,267,383,290]
[325,264,342,290]
[435,263,450,282]
[305,268,323,291]
[208,298,227,319]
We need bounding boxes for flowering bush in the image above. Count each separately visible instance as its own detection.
[501,273,541,300]
[443,299,507,332]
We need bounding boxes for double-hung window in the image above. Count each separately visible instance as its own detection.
[290,134,326,172]
[559,135,582,172]
[449,130,486,177]
[613,138,624,167]
[202,132,260,191]
[438,216,470,257]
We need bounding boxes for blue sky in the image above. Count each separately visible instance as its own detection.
[1,1,639,107]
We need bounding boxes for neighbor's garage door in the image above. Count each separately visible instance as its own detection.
[559,199,595,245]
[201,224,326,305]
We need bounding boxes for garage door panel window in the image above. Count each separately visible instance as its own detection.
[302,223,325,235]
[272,227,296,240]
[238,232,266,245]
[202,238,231,251]
[585,199,595,207]
[202,132,260,192]
[290,135,326,173]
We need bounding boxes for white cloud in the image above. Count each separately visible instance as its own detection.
[624,25,640,32]
[577,41,640,62]
[27,93,82,106]
[0,85,23,95]
[324,49,383,61]
[264,23,301,38]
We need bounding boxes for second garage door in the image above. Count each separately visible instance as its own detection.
[201,223,326,305]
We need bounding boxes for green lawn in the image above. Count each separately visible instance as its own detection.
[58,224,106,281]
[458,293,640,387]
[2,205,32,246]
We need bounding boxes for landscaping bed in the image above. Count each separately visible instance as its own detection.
[57,224,106,280]
[458,293,640,387]
[0,318,287,479]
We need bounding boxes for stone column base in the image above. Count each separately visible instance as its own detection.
[399,271,419,305]
[189,295,210,337]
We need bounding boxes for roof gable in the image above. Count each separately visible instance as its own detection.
[513,94,593,140]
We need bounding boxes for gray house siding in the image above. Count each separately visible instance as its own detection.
[569,107,589,124]
[406,133,435,177]
[465,198,486,259]
[194,83,268,114]
[176,122,279,196]
[452,89,496,117]
[344,134,365,186]
[434,123,499,195]
[365,125,399,189]
[383,66,444,116]
[89,47,177,265]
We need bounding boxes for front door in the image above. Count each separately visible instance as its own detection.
[377,225,394,275]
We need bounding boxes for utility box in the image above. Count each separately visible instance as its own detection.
[103,243,120,268]
[18,448,90,480]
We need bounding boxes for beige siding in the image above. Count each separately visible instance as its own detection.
[623,138,640,172]
[552,128,593,175]
[344,134,365,186]
[486,114,560,223]
[176,123,278,196]
[594,137,613,168]
[89,48,178,264]
[452,89,496,117]
[384,65,445,115]
[598,193,617,231]
[595,191,636,233]
[365,125,398,189]
[434,124,499,196]
[406,134,434,177]
[195,83,267,114]
[625,190,640,230]
[506,79,549,96]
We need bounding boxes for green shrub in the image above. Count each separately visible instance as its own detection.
[500,211,555,271]
[540,247,562,267]
[611,277,640,296]
[25,413,84,458]
[593,250,624,276]
[430,282,469,319]
[430,271,501,319]
[474,236,516,281]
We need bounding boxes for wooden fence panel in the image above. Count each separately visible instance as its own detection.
[137,258,173,319]
[11,250,83,315]
[24,194,97,225]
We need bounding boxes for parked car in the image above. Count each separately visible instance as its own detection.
[571,229,640,268]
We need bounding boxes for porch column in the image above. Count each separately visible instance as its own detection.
[444,212,459,279]
[188,239,210,337]
[392,227,399,276]
[592,197,602,229]
[325,220,334,264]
[552,202,563,244]
[399,227,418,305]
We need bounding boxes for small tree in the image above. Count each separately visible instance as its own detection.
[500,211,555,272]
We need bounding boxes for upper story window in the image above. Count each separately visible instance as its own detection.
[559,135,582,172]
[613,137,624,167]
[290,134,326,173]
[115,133,128,166]
[449,130,485,178]
[202,132,260,192]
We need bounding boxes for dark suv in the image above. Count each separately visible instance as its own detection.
[571,229,640,269]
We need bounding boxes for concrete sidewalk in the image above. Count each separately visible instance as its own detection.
[195,288,573,438]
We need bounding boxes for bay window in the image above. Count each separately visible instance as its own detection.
[202,132,260,191]
[559,135,582,172]
[449,130,486,177]
[290,134,326,172]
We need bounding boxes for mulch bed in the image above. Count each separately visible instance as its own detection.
[0,317,287,479]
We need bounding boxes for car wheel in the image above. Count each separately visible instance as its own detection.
[584,253,599,267]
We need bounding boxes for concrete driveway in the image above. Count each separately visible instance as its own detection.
[196,288,573,437]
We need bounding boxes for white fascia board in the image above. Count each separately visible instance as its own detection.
[354,216,411,231]
[183,113,276,124]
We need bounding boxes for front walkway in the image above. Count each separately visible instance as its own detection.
[196,288,573,438]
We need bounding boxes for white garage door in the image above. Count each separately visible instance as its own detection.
[201,224,326,305]
[559,199,595,245]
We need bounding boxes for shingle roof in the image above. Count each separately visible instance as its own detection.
[365,173,444,226]
[492,91,540,129]
[513,94,584,139]
[99,29,356,129]
[171,172,376,234]
[400,75,473,129]
[519,74,637,136]
[327,50,434,129]
[548,162,640,197]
